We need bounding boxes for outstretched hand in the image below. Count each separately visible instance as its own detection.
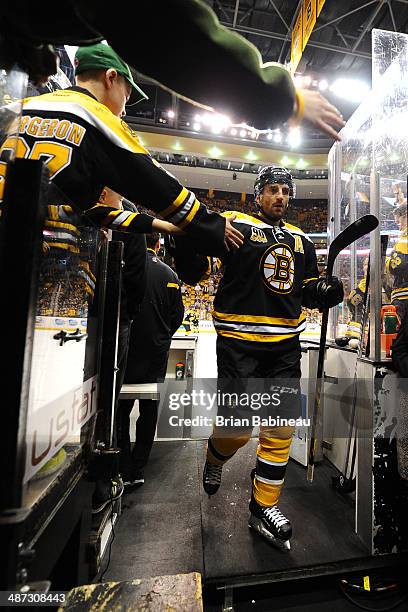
[295,88,345,142]
[224,212,244,251]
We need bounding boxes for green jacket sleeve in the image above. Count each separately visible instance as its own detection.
[90,0,296,129]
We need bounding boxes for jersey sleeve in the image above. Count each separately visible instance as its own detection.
[84,204,154,234]
[95,138,226,255]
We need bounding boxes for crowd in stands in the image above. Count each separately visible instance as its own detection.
[37,275,89,318]
[37,226,98,319]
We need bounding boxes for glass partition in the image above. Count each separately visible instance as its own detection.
[328,29,408,359]
[23,204,105,496]
[0,67,28,198]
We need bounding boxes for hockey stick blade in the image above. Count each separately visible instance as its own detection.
[307,214,379,484]
[326,215,378,277]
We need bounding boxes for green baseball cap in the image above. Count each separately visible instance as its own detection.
[74,43,148,106]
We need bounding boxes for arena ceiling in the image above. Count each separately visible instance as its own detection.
[126,0,408,182]
[205,0,408,83]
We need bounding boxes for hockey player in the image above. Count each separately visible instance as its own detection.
[170,167,343,550]
[386,203,408,324]
[346,256,368,339]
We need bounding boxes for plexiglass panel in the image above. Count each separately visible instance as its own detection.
[23,203,105,492]
[0,67,28,197]
[328,29,408,359]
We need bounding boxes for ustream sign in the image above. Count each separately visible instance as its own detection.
[24,375,98,482]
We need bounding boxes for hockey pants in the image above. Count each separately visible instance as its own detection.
[207,335,302,507]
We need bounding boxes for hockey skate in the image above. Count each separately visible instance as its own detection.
[248,495,292,551]
[203,460,223,495]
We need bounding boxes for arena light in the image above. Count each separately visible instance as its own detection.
[194,114,202,122]
[318,79,328,91]
[208,145,223,157]
[266,131,273,140]
[329,78,370,103]
[246,150,258,161]
[302,75,312,87]
[273,130,282,143]
[211,113,232,132]
[193,122,201,131]
[202,113,213,126]
[240,129,247,138]
[281,155,293,166]
[167,109,175,118]
[230,127,238,136]
[288,127,301,148]
[296,158,308,169]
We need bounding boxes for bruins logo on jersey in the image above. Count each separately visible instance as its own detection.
[390,253,401,269]
[250,226,267,243]
[260,243,295,294]
[349,289,363,307]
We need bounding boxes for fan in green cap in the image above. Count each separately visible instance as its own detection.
[75,43,148,106]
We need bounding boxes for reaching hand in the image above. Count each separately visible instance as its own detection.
[224,212,244,251]
[292,88,345,142]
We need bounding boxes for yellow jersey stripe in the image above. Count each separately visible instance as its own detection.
[119,212,137,228]
[221,211,271,228]
[178,199,200,229]
[48,205,59,221]
[216,329,300,342]
[160,187,189,218]
[303,277,318,285]
[44,219,80,234]
[102,210,122,226]
[167,282,180,289]
[46,242,79,253]
[213,310,305,326]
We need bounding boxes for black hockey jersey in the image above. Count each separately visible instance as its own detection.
[0,87,225,254]
[386,230,408,304]
[175,211,320,344]
[346,276,367,338]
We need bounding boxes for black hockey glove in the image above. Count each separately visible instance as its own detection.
[315,276,344,309]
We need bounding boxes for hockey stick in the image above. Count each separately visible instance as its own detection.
[307,214,379,483]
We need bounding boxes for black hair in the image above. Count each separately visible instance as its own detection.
[146,232,161,249]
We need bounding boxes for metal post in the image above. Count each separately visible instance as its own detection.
[94,240,123,448]
[369,169,382,361]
